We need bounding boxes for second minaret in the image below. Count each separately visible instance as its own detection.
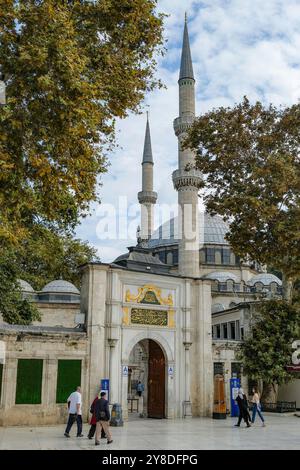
[138,114,157,241]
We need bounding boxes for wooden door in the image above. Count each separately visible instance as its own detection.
[148,340,165,418]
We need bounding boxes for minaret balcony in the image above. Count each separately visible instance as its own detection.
[173,115,195,136]
[172,168,203,191]
[138,190,158,204]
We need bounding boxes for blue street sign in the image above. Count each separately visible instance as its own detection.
[230,377,241,417]
[101,379,110,402]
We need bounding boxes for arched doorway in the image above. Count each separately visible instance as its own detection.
[127,339,166,419]
[148,339,165,418]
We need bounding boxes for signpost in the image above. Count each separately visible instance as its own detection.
[100,378,110,402]
[230,377,241,417]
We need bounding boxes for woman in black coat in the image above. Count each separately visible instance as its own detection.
[235,388,251,428]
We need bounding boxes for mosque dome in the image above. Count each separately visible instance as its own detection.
[42,280,80,295]
[203,271,239,282]
[17,279,35,293]
[248,273,282,286]
[146,212,230,249]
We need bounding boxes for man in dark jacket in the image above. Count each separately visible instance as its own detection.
[94,391,113,446]
[235,388,251,428]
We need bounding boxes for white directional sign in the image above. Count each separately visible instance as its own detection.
[122,365,129,376]
[168,366,174,376]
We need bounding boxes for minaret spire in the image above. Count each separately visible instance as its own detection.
[179,13,194,81]
[172,15,202,277]
[138,113,157,243]
[142,111,153,164]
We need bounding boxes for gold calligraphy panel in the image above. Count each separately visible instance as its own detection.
[131,308,168,326]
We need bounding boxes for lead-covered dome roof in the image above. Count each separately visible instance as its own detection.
[17,279,35,293]
[203,271,239,282]
[146,212,230,249]
[42,280,80,294]
[248,273,282,286]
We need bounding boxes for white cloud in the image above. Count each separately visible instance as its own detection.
[76,0,300,262]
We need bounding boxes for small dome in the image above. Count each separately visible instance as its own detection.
[203,271,239,282]
[42,280,80,294]
[17,279,34,293]
[248,273,282,286]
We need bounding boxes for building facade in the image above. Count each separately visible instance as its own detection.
[1,18,295,427]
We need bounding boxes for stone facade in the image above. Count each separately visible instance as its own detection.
[0,326,88,426]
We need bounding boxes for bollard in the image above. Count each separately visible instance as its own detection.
[110,403,124,426]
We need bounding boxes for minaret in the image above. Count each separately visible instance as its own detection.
[137,113,157,242]
[172,15,202,277]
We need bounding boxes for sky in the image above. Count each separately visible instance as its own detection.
[76,0,300,262]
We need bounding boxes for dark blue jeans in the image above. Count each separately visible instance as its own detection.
[65,414,82,435]
[252,403,265,423]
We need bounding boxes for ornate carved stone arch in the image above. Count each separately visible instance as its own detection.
[122,331,174,364]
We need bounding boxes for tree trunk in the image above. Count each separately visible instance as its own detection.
[261,382,278,404]
[282,272,293,303]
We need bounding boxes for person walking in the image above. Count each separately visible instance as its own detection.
[88,395,98,439]
[235,388,251,428]
[94,391,113,446]
[251,387,266,426]
[88,394,106,439]
[136,381,144,397]
[64,386,83,438]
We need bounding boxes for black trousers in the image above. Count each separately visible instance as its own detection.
[237,411,250,426]
[88,424,106,439]
[65,414,82,435]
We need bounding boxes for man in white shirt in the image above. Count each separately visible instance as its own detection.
[64,386,83,437]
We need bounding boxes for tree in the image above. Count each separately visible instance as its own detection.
[0,227,98,323]
[0,0,164,323]
[0,0,164,242]
[240,300,300,402]
[186,97,300,300]
[16,226,99,290]
[0,250,41,324]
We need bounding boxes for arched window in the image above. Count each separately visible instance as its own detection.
[167,252,173,265]
[254,282,263,292]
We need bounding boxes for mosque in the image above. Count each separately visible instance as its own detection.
[0,18,293,427]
